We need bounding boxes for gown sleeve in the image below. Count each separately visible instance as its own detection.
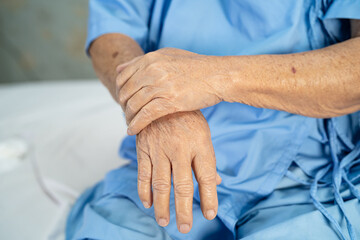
[86,0,154,55]
[322,0,360,20]
[312,0,360,45]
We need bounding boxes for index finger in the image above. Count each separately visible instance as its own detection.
[115,56,143,93]
[172,158,194,234]
[127,98,176,135]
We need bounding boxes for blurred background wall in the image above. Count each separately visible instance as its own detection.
[0,0,96,83]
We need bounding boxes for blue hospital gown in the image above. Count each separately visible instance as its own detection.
[66,0,360,239]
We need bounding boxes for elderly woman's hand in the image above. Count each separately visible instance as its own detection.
[116,48,226,135]
[136,110,221,234]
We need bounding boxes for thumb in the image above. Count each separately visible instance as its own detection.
[216,173,222,185]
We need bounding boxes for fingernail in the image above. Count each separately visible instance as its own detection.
[127,128,133,135]
[158,218,168,227]
[179,224,190,233]
[142,201,150,208]
[206,209,215,219]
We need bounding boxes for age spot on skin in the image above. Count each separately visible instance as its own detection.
[291,67,297,74]
[112,51,119,58]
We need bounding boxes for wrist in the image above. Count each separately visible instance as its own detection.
[209,55,249,104]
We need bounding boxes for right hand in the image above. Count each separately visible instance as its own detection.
[136,110,221,234]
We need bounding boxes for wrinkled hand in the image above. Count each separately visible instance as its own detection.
[136,110,221,234]
[116,48,224,135]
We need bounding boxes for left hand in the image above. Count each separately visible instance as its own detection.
[136,110,221,233]
[115,48,224,135]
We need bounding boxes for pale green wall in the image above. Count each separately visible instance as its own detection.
[0,0,96,83]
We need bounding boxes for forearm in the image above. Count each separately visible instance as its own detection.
[221,37,360,117]
[89,33,144,101]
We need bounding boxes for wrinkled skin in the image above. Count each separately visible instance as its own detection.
[116,22,360,135]
[136,110,221,234]
[90,20,360,234]
[116,48,224,135]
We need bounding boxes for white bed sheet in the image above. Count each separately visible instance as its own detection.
[0,80,129,240]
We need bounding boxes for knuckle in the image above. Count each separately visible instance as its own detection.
[125,100,135,115]
[115,74,122,86]
[138,167,151,183]
[145,62,160,72]
[152,179,171,194]
[144,85,155,94]
[174,180,193,197]
[118,94,127,105]
[140,106,152,118]
[145,51,157,59]
[151,61,162,69]
[197,174,216,185]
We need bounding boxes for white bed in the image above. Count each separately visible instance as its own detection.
[0,80,129,240]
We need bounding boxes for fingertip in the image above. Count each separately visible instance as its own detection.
[216,173,222,185]
[128,122,142,135]
[138,188,153,209]
[127,128,134,135]
[204,209,216,220]
[142,201,151,208]
[179,224,191,234]
[158,218,169,227]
